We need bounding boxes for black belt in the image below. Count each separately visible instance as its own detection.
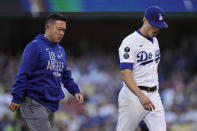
[138,86,157,92]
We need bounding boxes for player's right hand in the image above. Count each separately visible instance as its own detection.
[9,102,20,112]
[138,94,155,111]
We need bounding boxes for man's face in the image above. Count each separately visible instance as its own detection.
[144,18,160,38]
[47,20,66,43]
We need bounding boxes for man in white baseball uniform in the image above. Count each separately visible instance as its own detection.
[117,6,168,131]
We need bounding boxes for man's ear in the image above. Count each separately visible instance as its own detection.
[45,24,50,30]
[143,17,147,24]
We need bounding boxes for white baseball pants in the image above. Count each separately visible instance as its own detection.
[117,86,166,131]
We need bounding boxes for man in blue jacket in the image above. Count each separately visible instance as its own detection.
[9,13,83,131]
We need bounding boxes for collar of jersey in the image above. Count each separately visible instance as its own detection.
[136,29,153,43]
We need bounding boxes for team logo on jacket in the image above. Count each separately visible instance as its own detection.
[47,51,64,77]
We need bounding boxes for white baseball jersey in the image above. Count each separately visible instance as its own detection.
[119,30,160,87]
[117,30,166,131]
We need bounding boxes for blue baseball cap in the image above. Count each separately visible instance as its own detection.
[145,6,168,28]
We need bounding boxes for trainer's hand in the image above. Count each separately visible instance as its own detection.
[138,94,155,111]
[9,102,20,112]
[75,93,84,104]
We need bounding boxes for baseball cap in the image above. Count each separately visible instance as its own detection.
[145,6,168,28]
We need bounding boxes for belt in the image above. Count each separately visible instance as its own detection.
[138,86,157,92]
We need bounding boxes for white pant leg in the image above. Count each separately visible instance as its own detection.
[117,87,147,131]
[143,91,166,131]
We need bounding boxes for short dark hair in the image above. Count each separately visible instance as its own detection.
[45,13,67,25]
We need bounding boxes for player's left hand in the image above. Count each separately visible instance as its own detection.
[74,93,84,104]
[9,102,20,112]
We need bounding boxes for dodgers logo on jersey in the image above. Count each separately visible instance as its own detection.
[137,51,153,65]
[155,49,160,63]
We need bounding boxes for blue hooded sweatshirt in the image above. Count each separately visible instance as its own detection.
[11,34,80,111]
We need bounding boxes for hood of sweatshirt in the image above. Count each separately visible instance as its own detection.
[35,34,58,47]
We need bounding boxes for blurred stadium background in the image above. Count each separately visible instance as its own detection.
[1,0,197,131]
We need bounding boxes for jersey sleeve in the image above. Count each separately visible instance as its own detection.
[119,38,135,70]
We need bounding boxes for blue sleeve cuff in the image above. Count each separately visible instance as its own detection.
[73,86,80,95]
[120,62,134,70]
[67,85,80,95]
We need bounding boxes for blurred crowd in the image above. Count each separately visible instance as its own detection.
[0,34,197,131]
